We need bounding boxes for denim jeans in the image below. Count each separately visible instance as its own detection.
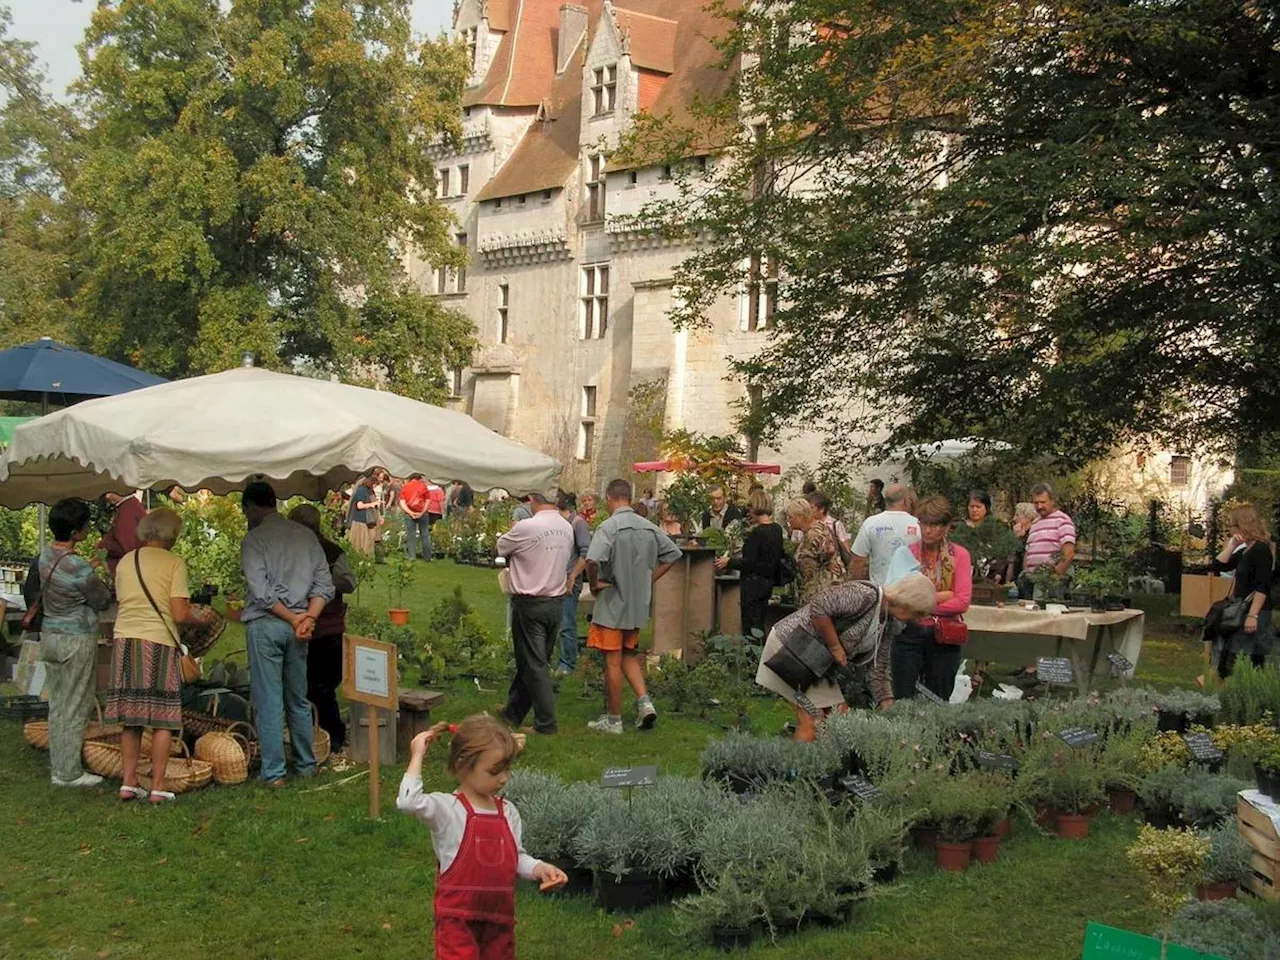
[246,615,315,781]
[558,587,581,671]
[404,514,433,560]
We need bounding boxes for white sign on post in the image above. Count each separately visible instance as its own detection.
[354,646,390,700]
[342,634,400,819]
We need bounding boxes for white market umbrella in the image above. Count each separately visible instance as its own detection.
[884,437,1014,464]
[0,367,561,507]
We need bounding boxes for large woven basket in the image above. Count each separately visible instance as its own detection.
[180,605,227,657]
[83,740,124,779]
[284,704,331,766]
[138,739,214,794]
[182,689,252,739]
[84,701,123,743]
[23,719,49,750]
[194,722,253,785]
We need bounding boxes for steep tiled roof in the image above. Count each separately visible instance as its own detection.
[463,0,562,108]
[472,0,739,200]
[614,8,677,74]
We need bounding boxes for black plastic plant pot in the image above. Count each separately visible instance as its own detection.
[1156,710,1188,733]
[550,859,593,897]
[595,869,660,913]
[1142,805,1173,829]
[872,860,900,885]
[712,922,762,952]
[661,870,700,902]
[1192,711,1217,730]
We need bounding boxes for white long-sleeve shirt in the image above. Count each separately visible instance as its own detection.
[396,775,542,880]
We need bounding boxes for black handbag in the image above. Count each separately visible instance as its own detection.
[1207,593,1253,636]
[765,631,836,691]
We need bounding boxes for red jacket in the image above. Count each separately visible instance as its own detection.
[426,484,446,517]
[400,479,429,515]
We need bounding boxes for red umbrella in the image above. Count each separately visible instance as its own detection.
[632,459,782,475]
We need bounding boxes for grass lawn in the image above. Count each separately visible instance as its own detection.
[0,564,1215,959]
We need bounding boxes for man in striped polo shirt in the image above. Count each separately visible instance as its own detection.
[1022,483,1077,578]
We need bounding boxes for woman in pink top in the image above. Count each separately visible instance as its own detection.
[888,496,972,701]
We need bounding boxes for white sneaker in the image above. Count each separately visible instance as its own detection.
[636,698,657,730]
[52,773,104,788]
[587,715,623,735]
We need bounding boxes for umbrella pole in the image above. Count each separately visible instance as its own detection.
[37,393,46,556]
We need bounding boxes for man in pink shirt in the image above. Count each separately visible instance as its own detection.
[1022,483,1077,579]
[496,492,574,735]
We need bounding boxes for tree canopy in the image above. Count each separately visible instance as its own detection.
[0,0,474,402]
[626,0,1280,468]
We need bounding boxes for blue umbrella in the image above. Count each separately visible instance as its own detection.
[0,337,167,551]
[0,337,167,407]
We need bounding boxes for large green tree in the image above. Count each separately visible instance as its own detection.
[69,0,474,399]
[628,0,1280,468]
[0,7,81,346]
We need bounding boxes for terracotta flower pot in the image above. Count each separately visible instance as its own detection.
[226,602,243,621]
[911,826,939,851]
[1196,881,1237,902]
[935,840,972,872]
[993,817,1012,841]
[972,835,1001,865]
[388,608,410,626]
[1107,788,1137,815]
[1055,812,1091,840]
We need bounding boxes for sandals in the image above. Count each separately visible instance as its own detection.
[119,785,148,802]
[149,790,176,804]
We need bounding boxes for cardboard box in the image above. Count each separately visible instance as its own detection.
[1179,573,1233,618]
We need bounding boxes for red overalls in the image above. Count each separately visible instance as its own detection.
[434,794,518,960]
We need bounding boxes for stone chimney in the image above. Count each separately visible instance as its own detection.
[557,4,589,74]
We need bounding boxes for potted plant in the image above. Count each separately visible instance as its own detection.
[1238,732,1280,798]
[209,537,247,619]
[1162,899,1280,959]
[851,804,909,884]
[927,772,999,871]
[1028,559,1065,606]
[1156,690,1220,732]
[672,871,764,949]
[518,779,597,896]
[385,551,415,625]
[1139,767,1187,829]
[1099,729,1146,814]
[572,793,684,912]
[1038,750,1105,839]
[1128,825,1212,940]
[1070,563,1124,612]
[1169,769,1249,828]
[1196,820,1251,901]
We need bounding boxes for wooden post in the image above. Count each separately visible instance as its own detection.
[368,703,380,818]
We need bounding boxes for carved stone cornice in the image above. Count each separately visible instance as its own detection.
[427,115,492,160]
[477,227,572,264]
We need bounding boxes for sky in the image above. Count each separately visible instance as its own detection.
[6,0,456,99]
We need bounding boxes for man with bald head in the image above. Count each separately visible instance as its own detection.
[850,483,920,583]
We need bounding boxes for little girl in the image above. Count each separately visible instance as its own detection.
[397,714,567,960]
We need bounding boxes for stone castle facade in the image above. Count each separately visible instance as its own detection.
[415,0,827,493]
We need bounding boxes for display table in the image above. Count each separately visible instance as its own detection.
[964,605,1144,694]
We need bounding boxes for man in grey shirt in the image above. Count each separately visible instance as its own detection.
[584,479,682,734]
[240,481,335,786]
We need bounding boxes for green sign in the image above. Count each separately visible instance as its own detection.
[1082,922,1228,960]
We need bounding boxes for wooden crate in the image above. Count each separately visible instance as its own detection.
[1238,795,1280,901]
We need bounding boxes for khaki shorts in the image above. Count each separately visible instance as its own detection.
[587,624,641,652]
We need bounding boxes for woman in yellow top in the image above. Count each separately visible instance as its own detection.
[104,508,215,803]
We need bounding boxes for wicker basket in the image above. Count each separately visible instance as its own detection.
[83,740,124,779]
[285,704,331,766]
[182,689,252,738]
[180,605,227,657]
[23,719,49,750]
[83,701,123,743]
[1,694,49,722]
[138,739,214,794]
[194,722,253,785]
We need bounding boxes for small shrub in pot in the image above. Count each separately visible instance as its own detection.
[1197,819,1252,900]
[1162,899,1280,960]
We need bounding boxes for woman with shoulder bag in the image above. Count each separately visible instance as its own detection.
[105,508,219,803]
[754,575,936,741]
[886,496,973,701]
[38,498,114,788]
[715,489,785,638]
[1209,503,1275,675]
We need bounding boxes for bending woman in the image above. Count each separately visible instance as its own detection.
[755,575,936,741]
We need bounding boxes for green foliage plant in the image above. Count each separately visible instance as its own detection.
[1128,825,1212,931]
[1218,659,1280,726]
[929,771,1009,842]
[1163,899,1280,960]
[1199,820,1253,886]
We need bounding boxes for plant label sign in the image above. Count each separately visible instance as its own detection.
[839,775,881,801]
[1082,921,1227,960]
[1181,732,1224,763]
[1105,652,1133,674]
[914,681,947,706]
[1058,726,1099,748]
[342,634,399,711]
[976,750,1017,773]
[601,765,657,789]
[1037,657,1075,685]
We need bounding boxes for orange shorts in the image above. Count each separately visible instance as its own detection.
[587,624,641,652]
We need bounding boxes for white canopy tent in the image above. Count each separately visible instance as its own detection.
[0,367,561,507]
[883,438,1015,464]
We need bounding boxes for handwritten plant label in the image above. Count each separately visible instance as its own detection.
[1181,732,1223,763]
[1037,657,1075,685]
[601,765,657,789]
[1106,652,1134,674]
[914,681,947,705]
[1058,727,1099,748]
[839,775,881,801]
[977,750,1018,773]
